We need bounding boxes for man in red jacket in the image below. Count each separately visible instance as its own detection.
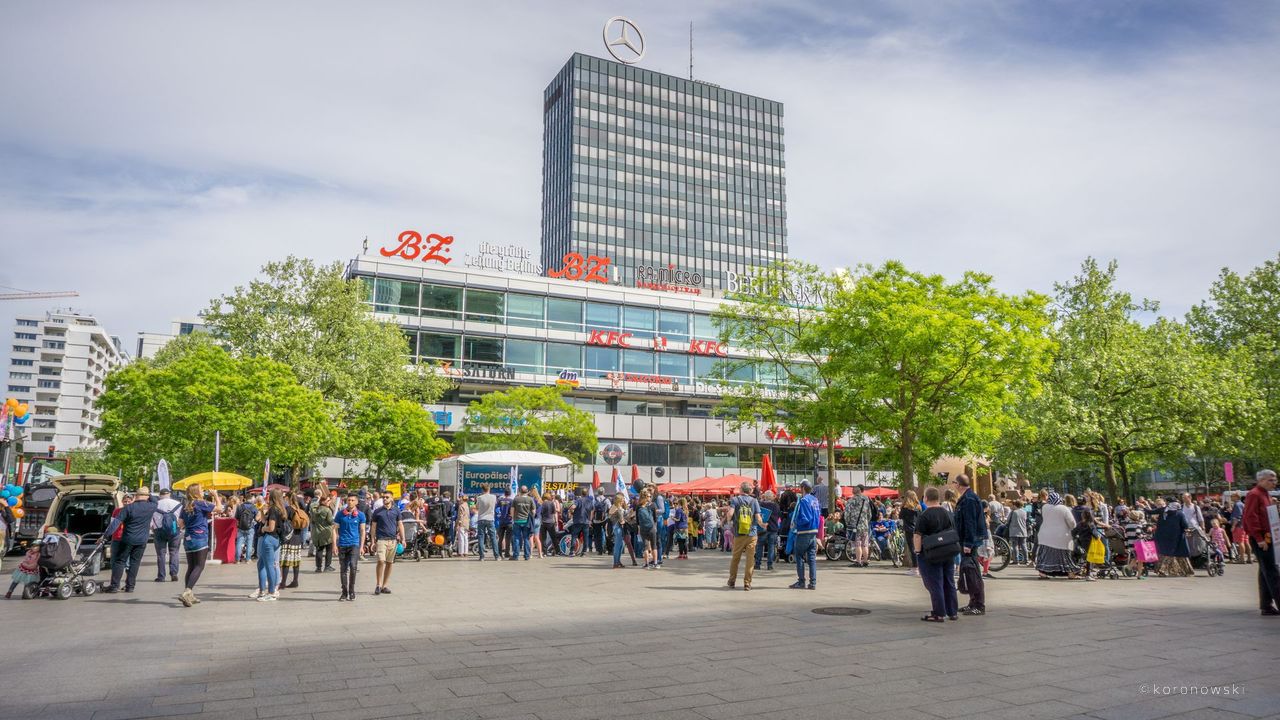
[1241,469,1279,616]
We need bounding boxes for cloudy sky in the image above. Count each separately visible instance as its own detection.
[2,1,1278,352]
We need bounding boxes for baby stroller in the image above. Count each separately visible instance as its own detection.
[399,511,423,562]
[1195,528,1225,577]
[1095,527,1128,580]
[29,533,105,600]
[423,502,453,559]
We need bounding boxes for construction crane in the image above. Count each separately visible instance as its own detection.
[0,287,78,301]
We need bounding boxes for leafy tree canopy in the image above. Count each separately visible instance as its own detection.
[203,256,449,407]
[454,386,596,469]
[342,391,449,486]
[96,339,335,480]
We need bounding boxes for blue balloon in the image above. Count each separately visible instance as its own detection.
[14,416,27,425]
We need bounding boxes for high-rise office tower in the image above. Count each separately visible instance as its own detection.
[541,53,786,291]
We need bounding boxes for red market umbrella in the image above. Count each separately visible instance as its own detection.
[759,454,778,494]
[864,487,899,500]
[592,470,601,491]
[631,464,641,483]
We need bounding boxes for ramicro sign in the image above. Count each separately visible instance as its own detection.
[725,270,828,307]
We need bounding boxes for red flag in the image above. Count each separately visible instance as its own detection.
[592,469,601,490]
[631,464,640,483]
[760,454,778,494]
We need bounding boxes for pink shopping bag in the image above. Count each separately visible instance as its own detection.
[1134,539,1158,563]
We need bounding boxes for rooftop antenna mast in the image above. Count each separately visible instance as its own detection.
[689,21,694,80]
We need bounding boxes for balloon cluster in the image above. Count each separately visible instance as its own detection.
[0,484,25,519]
[4,397,30,425]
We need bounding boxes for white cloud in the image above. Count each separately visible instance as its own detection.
[0,0,1277,349]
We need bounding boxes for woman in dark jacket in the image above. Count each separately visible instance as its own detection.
[1154,501,1192,577]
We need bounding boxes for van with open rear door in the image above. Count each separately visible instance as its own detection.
[44,474,123,576]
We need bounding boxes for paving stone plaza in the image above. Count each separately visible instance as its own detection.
[3,552,1276,720]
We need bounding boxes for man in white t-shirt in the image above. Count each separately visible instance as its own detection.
[474,487,498,561]
[151,488,182,583]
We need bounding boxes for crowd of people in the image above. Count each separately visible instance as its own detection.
[7,469,1277,619]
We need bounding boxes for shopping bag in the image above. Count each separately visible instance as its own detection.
[1086,537,1107,564]
[1134,539,1158,563]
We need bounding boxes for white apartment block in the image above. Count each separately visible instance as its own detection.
[136,318,208,359]
[7,310,127,451]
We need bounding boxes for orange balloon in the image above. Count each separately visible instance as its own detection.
[12,508,24,519]
[16,403,28,416]
[5,398,15,408]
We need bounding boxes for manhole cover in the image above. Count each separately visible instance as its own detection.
[811,607,871,616]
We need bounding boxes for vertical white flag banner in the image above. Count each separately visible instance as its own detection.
[156,459,171,492]
[509,465,519,497]
[262,458,271,489]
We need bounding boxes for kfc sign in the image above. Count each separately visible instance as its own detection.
[587,331,633,348]
[688,339,728,356]
[380,230,454,264]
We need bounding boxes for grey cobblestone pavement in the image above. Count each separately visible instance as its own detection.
[1,550,1276,720]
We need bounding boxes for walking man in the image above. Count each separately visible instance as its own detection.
[954,474,988,616]
[475,486,499,561]
[591,488,609,555]
[371,490,404,595]
[103,485,158,593]
[1241,469,1280,616]
[234,494,257,563]
[726,481,763,591]
[790,481,821,589]
[152,487,181,582]
[496,489,514,559]
[844,485,871,567]
[511,486,535,561]
[333,493,366,601]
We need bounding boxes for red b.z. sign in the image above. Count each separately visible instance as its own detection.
[380,230,454,264]
[547,252,610,283]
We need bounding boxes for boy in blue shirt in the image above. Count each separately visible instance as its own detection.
[333,493,367,602]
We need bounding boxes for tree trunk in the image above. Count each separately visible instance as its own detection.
[1102,455,1119,503]
[825,439,837,505]
[1117,454,1132,504]
[900,434,915,491]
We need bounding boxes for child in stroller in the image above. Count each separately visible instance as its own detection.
[28,530,105,600]
[421,501,454,558]
[399,510,423,561]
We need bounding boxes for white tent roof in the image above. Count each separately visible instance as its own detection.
[450,450,574,467]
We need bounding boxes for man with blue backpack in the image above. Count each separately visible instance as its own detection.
[151,487,182,582]
[789,481,822,590]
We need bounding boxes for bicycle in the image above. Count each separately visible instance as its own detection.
[558,532,585,557]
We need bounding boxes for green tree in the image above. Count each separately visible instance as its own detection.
[343,391,449,486]
[1188,251,1280,465]
[714,260,849,500]
[203,256,449,406]
[454,386,596,468]
[96,340,335,480]
[1000,259,1258,501]
[822,262,1055,488]
[64,448,115,476]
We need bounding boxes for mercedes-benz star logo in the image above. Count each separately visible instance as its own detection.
[603,16,645,64]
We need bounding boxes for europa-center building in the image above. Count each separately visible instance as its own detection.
[344,52,892,491]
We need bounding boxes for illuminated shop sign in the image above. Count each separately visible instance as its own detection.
[688,340,728,356]
[726,270,828,307]
[465,242,543,275]
[634,263,703,295]
[547,252,612,284]
[606,371,677,390]
[597,441,629,466]
[555,369,581,388]
[586,331,633,348]
[440,362,516,380]
[431,411,454,426]
[380,230,454,264]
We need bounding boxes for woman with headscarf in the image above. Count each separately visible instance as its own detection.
[1153,499,1193,577]
[1036,491,1080,579]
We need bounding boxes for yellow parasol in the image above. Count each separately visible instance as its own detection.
[172,471,254,491]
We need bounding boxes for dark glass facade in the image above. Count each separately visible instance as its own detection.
[540,53,787,292]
